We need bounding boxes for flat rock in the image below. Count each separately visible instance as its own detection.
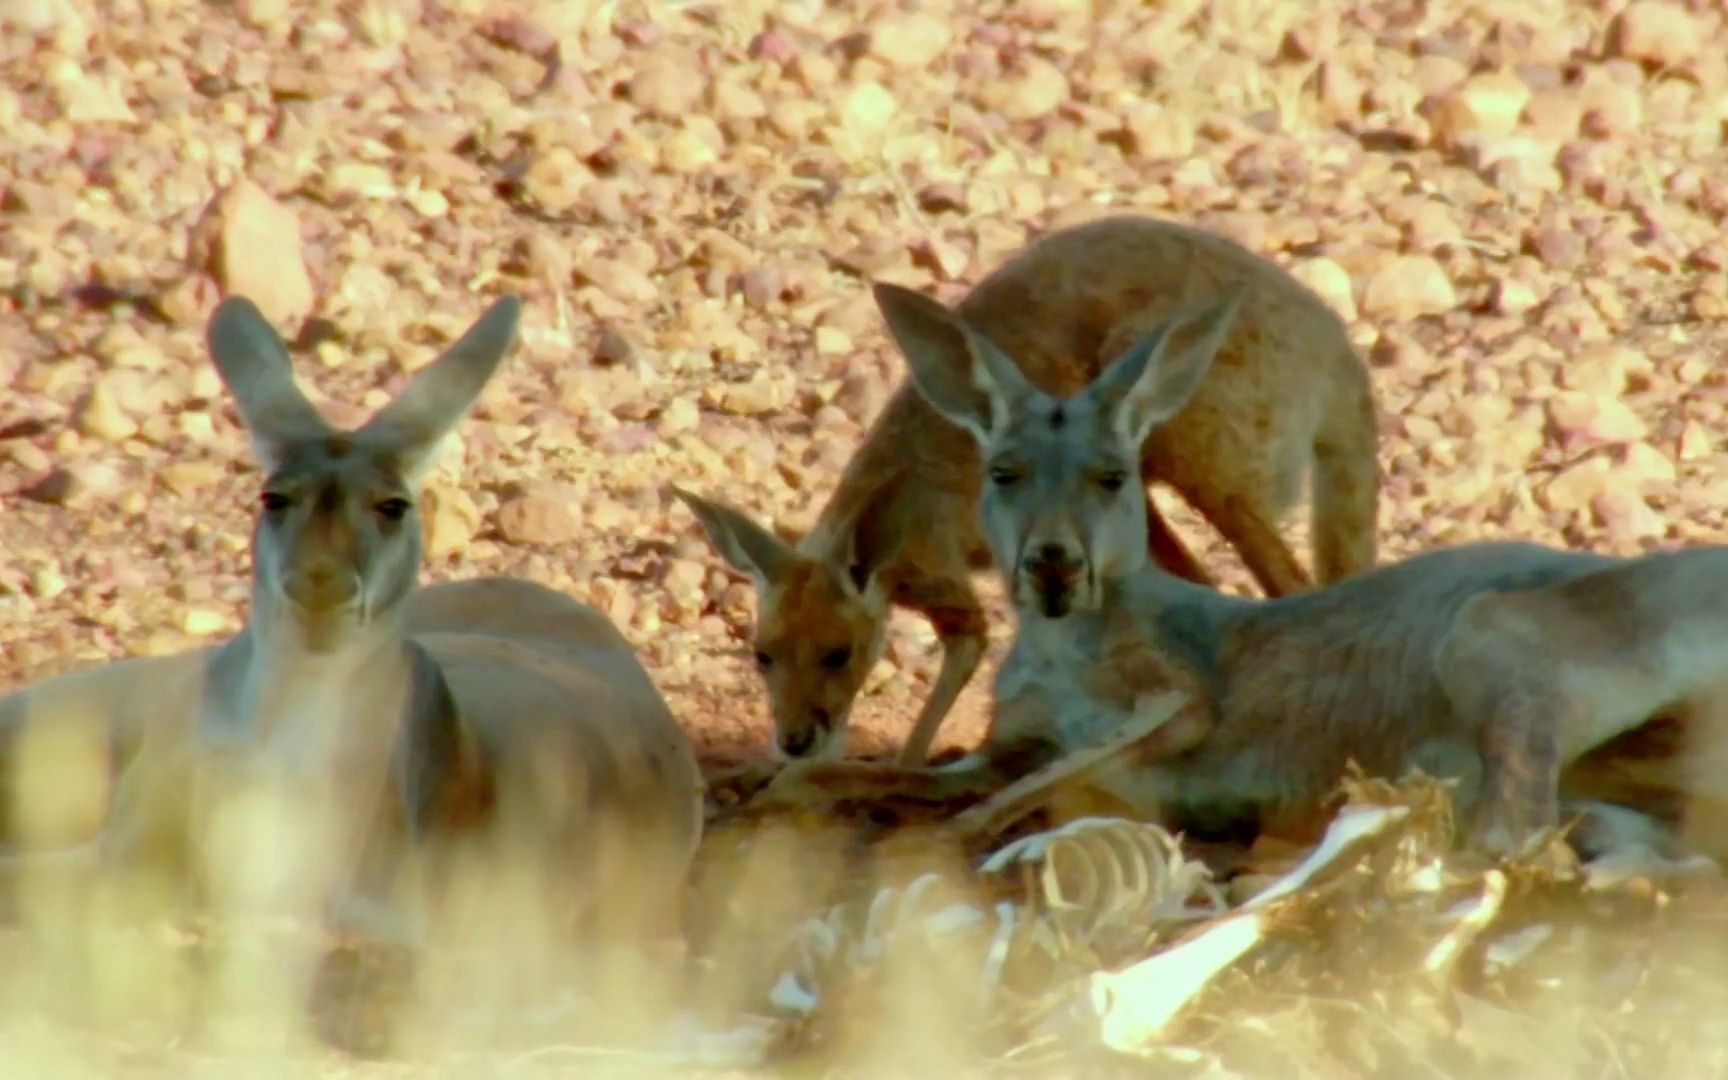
[494,485,583,547]
[1360,255,1457,319]
[192,179,315,328]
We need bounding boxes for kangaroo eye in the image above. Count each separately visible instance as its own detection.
[989,466,1022,488]
[819,646,852,670]
[260,491,292,512]
[754,650,774,670]
[375,497,413,521]
[1097,470,1129,493]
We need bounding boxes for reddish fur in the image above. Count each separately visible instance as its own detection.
[711,214,1380,764]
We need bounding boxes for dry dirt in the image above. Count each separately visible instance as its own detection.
[3,0,1728,1069]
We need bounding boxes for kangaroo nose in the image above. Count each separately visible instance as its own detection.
[780,727,817,758]
[287,562,358,612]
[1031,542,1081,571]
[809,706,831,727]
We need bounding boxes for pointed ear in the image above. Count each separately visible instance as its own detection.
[873,281,1036,445]
[669,485,795,591]
[207,295,335,470]
[357,295,522,487]
[835,469,911,596]
[1086,283,1249,449]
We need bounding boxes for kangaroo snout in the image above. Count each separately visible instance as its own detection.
[1021,541,1086,618]
[779,725,819,759]
[284,560,361,614]
[778,705,840,760]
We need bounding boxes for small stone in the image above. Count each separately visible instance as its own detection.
[629,49,705,117]
[405,186,449,218]
[56,67,137,124]
[495,486,583,547]
[28,566,67,600]
[594,327,635,366]
[1616,441,1676,490]
[1609,2,1700,68]
[158,460,225,497]
[663,116,725,173]
[1561,343,1646,397]
[237,0,292,30]
[182,608,227,636]
[1491,277,1541,315]
[156,274,221,326]
[1521,88,1583,141]
[507,233,573,286]
[1454,394,1512,437]
[911,234,968,281]
[1424,71,1531,151]
[1123,103,1194,159]
[1542,456,1611,513]
[660,556,710,614]
[658,397,700,436]
[1528,227,1585,270]
[521,147,590,214]
[73,380,138,443]
[713,373,794,416]
[1289,257,1358,321]
[1360,255,1457,319]
[737,268,783,310]
[792,52,838,93]
[192,179,315,328]
[178,411,217,442]
[815,327,852,355]
[748,30,797,64]
[7,442,52,473]
[1591,489,1667,543]
[1400,200,1463,251]
[575,257,657,305]
[1547,392,1648,446]
[868,13,951,69]
[326,161,396,200]
[1678,421,1714,462]
[836,81,898,141]
[989,57,1069,122]
[1314,60,1363,123]
[421,485,481,560]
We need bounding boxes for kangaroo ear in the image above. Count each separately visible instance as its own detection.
[1087,283,1249,449]
[835,469,911,597]
[357,295,522,487]
[874,281,1038,445]
[669,486,796,592]
[207,296,334,471]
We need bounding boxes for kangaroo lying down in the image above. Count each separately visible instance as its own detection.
[762,285,1728,860]
[0,294,705,972]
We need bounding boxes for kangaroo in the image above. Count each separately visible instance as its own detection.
[0,294,704,970]
[674,214,1380,768]
[763,288,1728,859]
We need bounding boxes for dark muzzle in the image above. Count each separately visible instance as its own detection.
[1023,544,1083,618]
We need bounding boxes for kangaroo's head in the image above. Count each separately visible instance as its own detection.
[207,294,521,651]
[670,484,904,762]
[876,280,1246,619]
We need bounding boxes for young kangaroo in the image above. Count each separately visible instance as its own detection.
[767,289,1728,858]
[0,295,704,957]
[675,215,1379,767]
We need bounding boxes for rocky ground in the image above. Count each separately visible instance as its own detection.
[3,0,1728,1069]
[4,0,1728,765]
